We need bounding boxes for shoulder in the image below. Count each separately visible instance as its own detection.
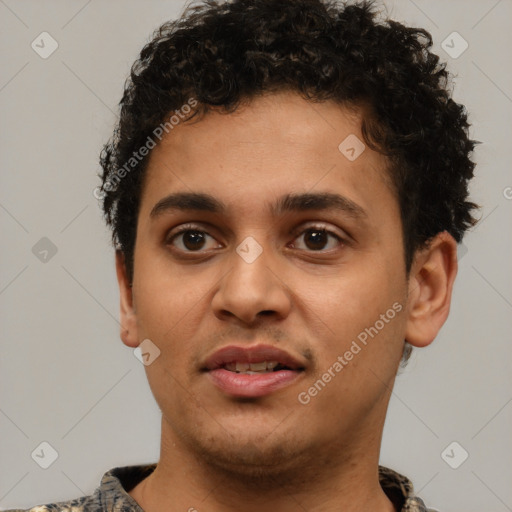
[378,465,440,512]
[2,493,98,511]
[3,490,139,512]
[3,463,155,512]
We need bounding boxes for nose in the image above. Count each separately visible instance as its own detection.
[211,242,292,326]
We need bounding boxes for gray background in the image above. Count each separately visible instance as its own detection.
[1,0,511,510]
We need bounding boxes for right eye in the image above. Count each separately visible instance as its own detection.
[166,225,223,253]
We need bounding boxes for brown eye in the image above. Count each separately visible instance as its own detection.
[304,229,329,250]
[292,227,343,252]
[181,230,207,250]
[167,227,221,252]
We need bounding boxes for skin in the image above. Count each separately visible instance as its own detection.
[116,91,458,511]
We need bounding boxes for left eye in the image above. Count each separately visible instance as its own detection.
[291,227,342,251]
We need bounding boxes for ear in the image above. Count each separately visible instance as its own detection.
[404,231,458,348]
[115,250,140,348]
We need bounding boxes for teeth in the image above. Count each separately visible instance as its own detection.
[249,362,267,371]
[236,362,250,372]
[224,361,281,373]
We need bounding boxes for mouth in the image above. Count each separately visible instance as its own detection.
[202,345,306,398]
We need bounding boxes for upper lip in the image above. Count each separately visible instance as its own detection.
[202,344,306,371]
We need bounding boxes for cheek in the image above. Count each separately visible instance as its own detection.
[134,244,212,326]
[298,281,406,427]
[304,265,392,327]
[301,264,406,363]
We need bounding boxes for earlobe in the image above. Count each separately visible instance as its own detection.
[115,250,140,348]
[404,232,458,348]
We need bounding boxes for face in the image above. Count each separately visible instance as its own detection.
[122,92,412,477]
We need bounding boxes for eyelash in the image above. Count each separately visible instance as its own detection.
[165,223,346,255]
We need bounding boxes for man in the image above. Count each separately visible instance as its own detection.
[8,0,477,510]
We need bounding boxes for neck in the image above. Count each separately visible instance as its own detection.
[129,416,396,512]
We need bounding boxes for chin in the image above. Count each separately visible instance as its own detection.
[184,425,321,488]
[200,444,304,484]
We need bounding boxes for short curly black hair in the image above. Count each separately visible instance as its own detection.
[98,0,478,287]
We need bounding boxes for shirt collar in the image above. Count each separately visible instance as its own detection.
[99,463,432,512]
[378,465,432,511]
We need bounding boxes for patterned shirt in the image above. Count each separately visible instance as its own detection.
[5,464,437,511]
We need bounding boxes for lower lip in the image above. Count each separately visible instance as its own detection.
[207,369,302,398]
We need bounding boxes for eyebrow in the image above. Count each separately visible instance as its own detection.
[149,191,367,220]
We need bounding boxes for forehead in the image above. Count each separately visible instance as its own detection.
[139,92,395,221]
